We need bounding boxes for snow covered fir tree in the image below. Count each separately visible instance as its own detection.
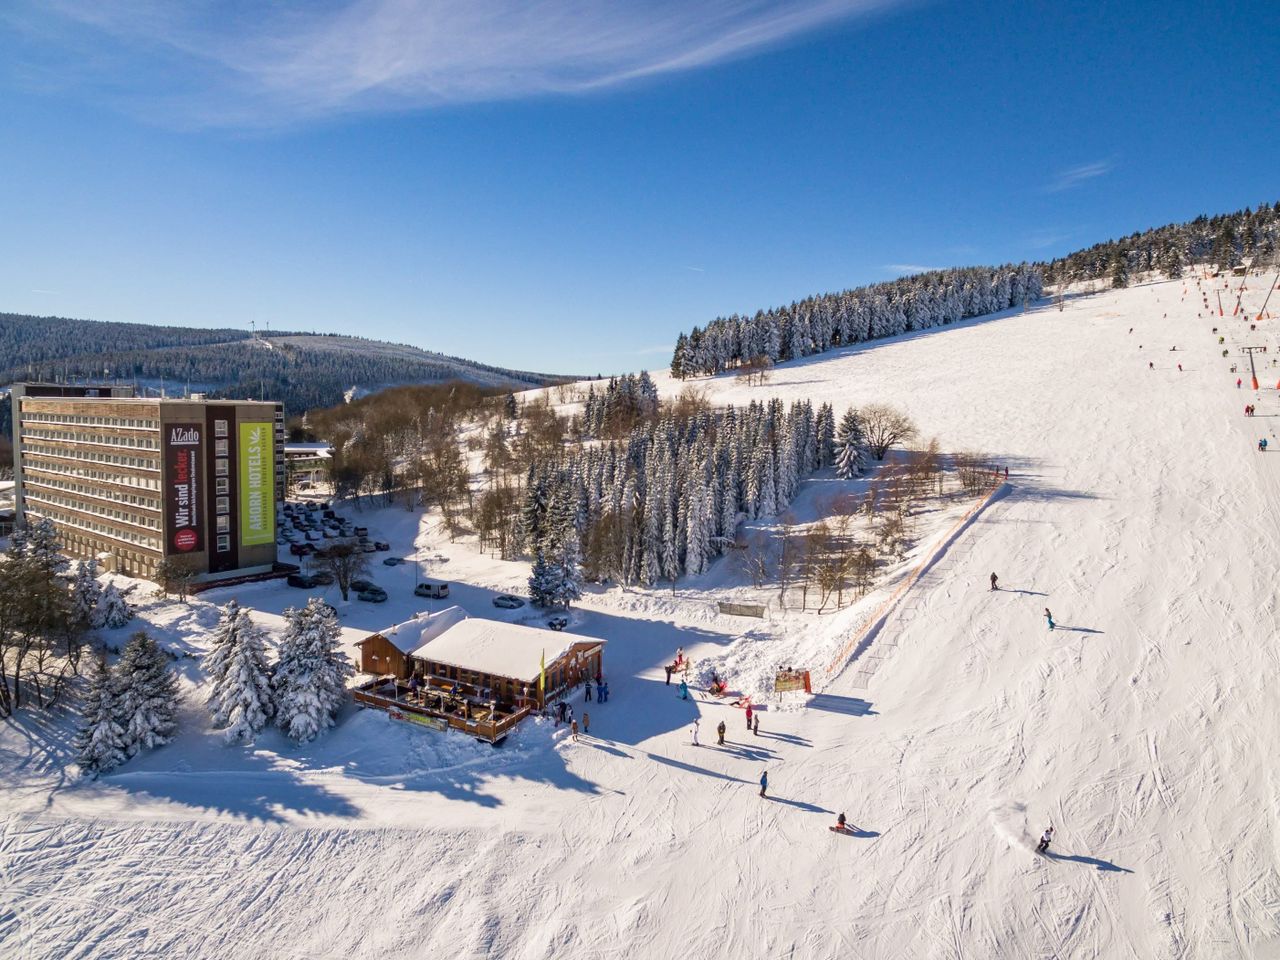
[70,558,104,629]
[670,264,1043,378]
[98,583,134,630]
[73,654,127,778]
[521,398,841,589]
[204,601,274,745]
[834,408,867,480]
[273,598,353,744]
[114,631,180,758]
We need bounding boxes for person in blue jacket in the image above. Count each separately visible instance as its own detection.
[678,679,689,700]
[759,770,768,798]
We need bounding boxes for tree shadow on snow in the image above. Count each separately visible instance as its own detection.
[805,693,877,717]
[1046,851,1133,873]
[644,752,752,785]
[756,731,812,747]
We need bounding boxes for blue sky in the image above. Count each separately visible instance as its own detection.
[1,0,1277,376]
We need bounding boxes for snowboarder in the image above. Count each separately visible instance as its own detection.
[745,702,753,729]
[1036,825,1054,854]
[1045,608,1056,631]
[583,711,590,735]
[691,719,700,746]
[990,571,999,591]
[717,720,726,745]
[759,770,768,798]
[753,714,760,736]
[570,719,579,742]
[678,679,689,700]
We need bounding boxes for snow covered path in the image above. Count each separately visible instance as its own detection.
[3,278,1279,958]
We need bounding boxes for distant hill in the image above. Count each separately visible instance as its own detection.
[0,313,568,423]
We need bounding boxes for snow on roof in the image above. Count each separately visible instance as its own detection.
[364,605,469,655]
[411,618,605,683]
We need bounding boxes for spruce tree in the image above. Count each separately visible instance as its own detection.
[74,654,127,777]
[205,601,274,744]
[528,548,554,607]
[115,630,180,757]
[98,583,134,629]
[835,408,867,479]
[274,598,352,744]
[70,558,104,629]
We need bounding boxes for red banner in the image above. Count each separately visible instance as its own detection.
[165,422,203,552]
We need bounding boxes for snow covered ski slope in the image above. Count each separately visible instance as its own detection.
[3,275,1280,959]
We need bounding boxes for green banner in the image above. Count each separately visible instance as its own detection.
[238,421,274,546]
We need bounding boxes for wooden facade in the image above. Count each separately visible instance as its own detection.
[355,631,415,679]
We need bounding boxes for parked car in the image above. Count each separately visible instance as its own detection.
[350,578,376,593]
[374,540,390,551]
[354,526,369,538]
[287,574,317,589]
[305,531,320,542]
[361,543,377,553]
[310,570,335,585]
[414,580,449,598]
[492,594,525,609]
[289,543,312,557]
[382,556,404,567]
[358,588,388,603]
[547,617,569,631]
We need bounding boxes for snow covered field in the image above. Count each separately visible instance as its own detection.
[4,275,1280,959]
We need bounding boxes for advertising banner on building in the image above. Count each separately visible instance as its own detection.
[164,422,204,553]
[238,421,275,547]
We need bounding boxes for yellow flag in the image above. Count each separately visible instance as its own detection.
[539,648,546,694]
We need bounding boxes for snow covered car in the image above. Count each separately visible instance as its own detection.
[492,594,525,609]
[310,571,335,585]
[350,579,376,593]
[357,588,388,603]
[382,556,404,566]
[374,541,391,551]
[287,574,317,589]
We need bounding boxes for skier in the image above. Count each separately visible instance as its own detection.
[1036,825,1055,854]
[990,571,999,591]
[717,720,726,745]
[753,714,760,736]
[759,770,768,798]
[1238,378,1243,388]
[678,679,689,700]
[691,719,700,746]
[1148,361,1154,370]
[745,702,753,729]
[1045,608,1056,631]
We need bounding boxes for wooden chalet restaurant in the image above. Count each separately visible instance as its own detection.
[354,606,606,744]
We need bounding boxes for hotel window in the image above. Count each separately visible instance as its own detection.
[214,419,228,438]
[216,534,230,552]
[215,458,228,477]
[216,496,230,513]
[216,515,231,534]
[215,438,229,456]
[215,477,229,494]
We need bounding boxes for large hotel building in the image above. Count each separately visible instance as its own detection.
[9,384,284,582]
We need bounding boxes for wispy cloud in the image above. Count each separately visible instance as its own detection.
[1045,160,1113,193]
[30,288,60,295]
[884,263,943,275]
[7,0,898,128]
[682,265,706,273]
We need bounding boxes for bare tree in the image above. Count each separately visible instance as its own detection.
[955,451,994,496]
[860,404,918,461]
[737,532,772,588]
[309,540,372,602]
[155,555,201,603]
[734,354,773,387]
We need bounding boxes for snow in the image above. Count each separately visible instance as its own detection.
[410,616,600,682]
[369,604,469,655]
[4,273,1280,957]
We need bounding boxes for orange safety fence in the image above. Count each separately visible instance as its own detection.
[823,479,1009,678]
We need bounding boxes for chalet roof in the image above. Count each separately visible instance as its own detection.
[410,618,604,683]
[362,605,469,655]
